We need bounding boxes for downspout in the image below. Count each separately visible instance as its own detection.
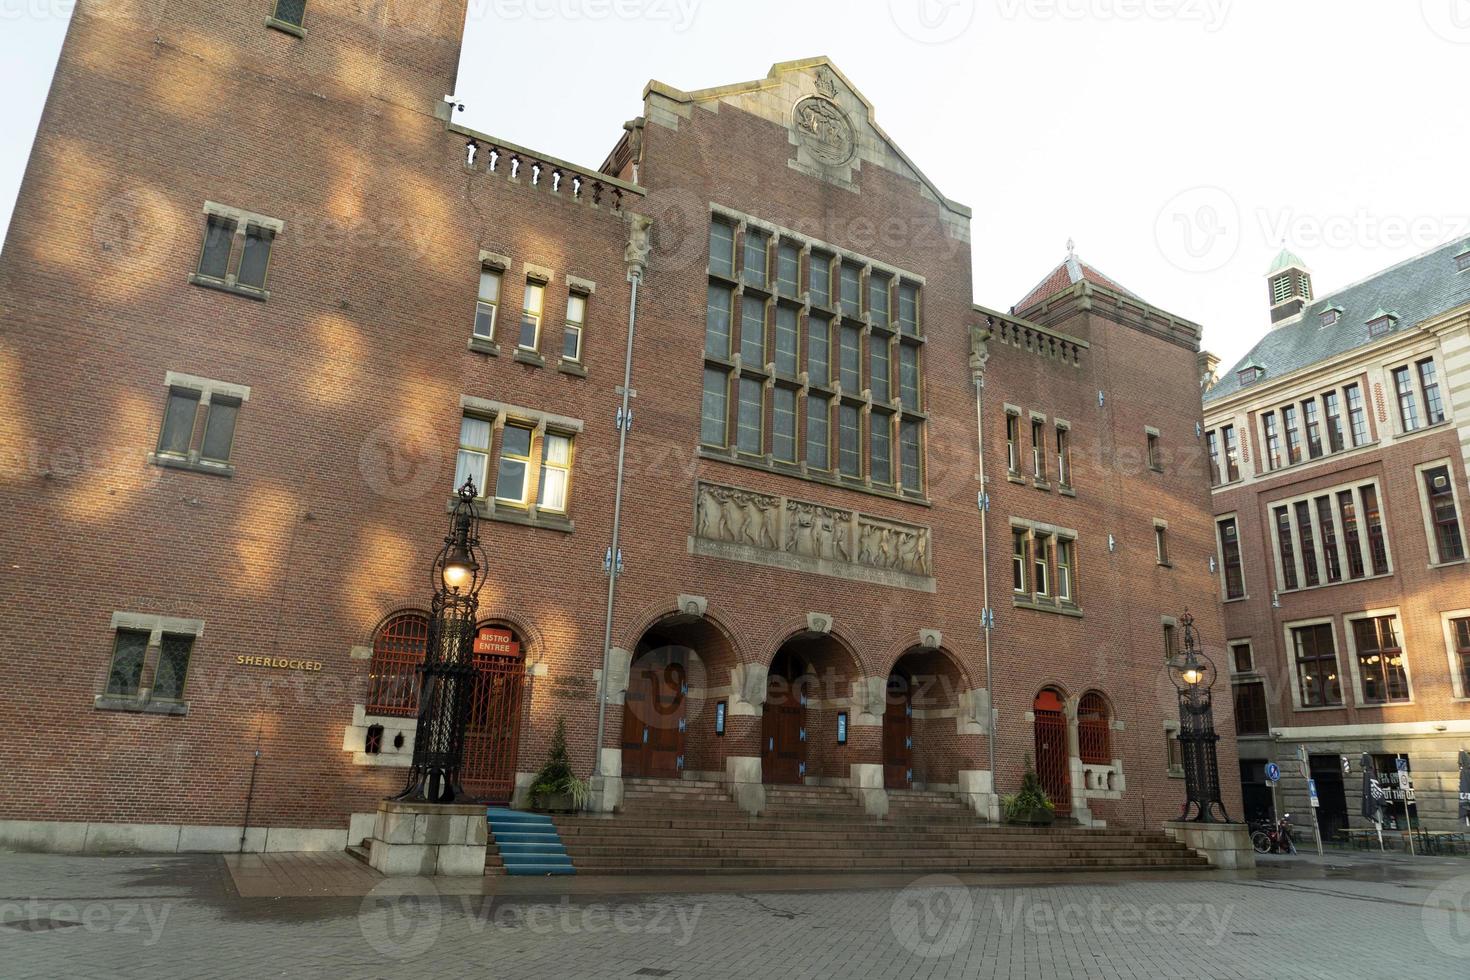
[972,321,997,808]
[592,214,652,794]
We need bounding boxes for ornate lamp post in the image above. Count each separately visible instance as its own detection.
[392,477,487,804]
[1167,611,1230,823]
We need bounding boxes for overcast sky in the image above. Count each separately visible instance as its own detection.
[4,0,1469,371]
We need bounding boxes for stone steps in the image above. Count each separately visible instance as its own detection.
[345,839,507,875]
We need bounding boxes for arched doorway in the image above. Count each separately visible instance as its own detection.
[1032,687,1071,814]
[882,671,913,789]
[621,645,689,778]
[462,624,526,804]
[762,649,807,784]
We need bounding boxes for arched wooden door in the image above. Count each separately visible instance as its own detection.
[1032,688,1071,814]
[462,626,525,804]
[762,651,806,784]
[883,672,913,789]
[620,647,687,778]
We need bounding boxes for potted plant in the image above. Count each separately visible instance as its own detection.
[1002,757,1057,826]
[530,718,590,813]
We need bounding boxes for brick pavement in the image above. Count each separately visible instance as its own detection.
[1,853,1468,978]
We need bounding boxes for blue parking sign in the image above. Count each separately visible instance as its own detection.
[1265,762,1280,783]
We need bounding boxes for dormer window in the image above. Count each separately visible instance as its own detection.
[1238,365,1265,387]
[1319,308,1341,328]
[1457,250,1470,273]
[1367,310,1398,338]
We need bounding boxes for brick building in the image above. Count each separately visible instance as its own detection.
[1204,244,1470,836]
[0,1,1235,854]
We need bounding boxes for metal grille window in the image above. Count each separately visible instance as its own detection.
[1393,366,1420,432]
[1418,358,1446,425]
[106,629,149,696]
[1077,693,1111,764]
[774,305,799,376]
[807,313,831,384]
[772,387,797,463]
[495,424,534,504]
[743,229,769,287]
[806,394,830,470]
[562,293,587,362]
[1352,616,1410,704]
[776,241,800,297]
[740,295,766,365]
[838,404,861,477]
[870,413,892,485]
[1217,517,1245,600]
[152,634,194,701]
[273,0,306,27]
[1291,623,1342,707]
[701,368,729,447]
[869,335,891,402]
[737,378,763,456]
[474,268,501,339]
[709,221,735,278]
[705,285,732,358]
[1423,465,1465,562]
[868,272,891,329]
[1271,274,1292,304]
[367,613,428,716]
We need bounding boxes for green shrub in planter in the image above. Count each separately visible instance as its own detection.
[530,718,590,813]
[1002,757,1057,826]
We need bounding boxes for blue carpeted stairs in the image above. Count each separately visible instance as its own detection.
[486,807,575,876]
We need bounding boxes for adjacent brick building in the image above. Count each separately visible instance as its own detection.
[0,1,1236,853]
[1204,244,1470,836]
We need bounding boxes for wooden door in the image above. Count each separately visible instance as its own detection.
[762,654,806,784]
[883,673,913,789]
[1032,688,1071,814]
[620,650,687,778]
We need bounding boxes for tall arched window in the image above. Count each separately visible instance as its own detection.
[1077,691,1112,764]
[367,612,428,716]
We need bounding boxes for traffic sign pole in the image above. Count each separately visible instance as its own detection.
[1307,777,1324,855]
[1399,756,1415,856]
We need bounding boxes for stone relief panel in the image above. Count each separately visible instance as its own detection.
[692,481,935,592]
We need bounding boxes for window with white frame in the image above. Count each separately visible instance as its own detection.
[562,292,587,362]
[454,401,582,523]
[1206,423,1241,485]
[1005,410,1021,474]
[536,433,572,512]
[1011,523,1080,609]
[1031,416,1046,480]
[1390,356,1449,433]
[495,424,535,504]
[1270,479,1391,591]
[1418,462,1466,564]
[473,266,503,340]
[1055,423,1072,488]
[1347,612,1411,705]
[519,280,545,351]
[1444,613,1470,699]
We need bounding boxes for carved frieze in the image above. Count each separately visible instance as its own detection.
[692,481,934,591]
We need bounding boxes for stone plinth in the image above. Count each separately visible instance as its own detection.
[367,800,488,877]
[1162,820,1256,870]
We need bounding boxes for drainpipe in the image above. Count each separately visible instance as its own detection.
[973,323,997,801]
[592,214,651,789]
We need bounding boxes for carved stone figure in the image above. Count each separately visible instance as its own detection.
[696,486,720,539]
[793,97,855,166]
[624,213,652,273]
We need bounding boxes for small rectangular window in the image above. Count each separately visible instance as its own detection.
[236,226,274,290]
[806,394,830,470]
[839,263,862,318]
[774,305,799,376]
[869,336,891,402]
[537,433,572,513]
[838,403,861,477]
[272,0,307,28]
[1233,681,1269,736]
[807,314,831,385]
[152,633,194,701]
[1155,524,1169,566]
[868,272,891,329]
[898,343,920,411]
[899,419,921,491]
[197,215,235,281]
[199,397,239,463]
[1424,465,1465,563]
[1458,252,1470,273]
[1262,412,1282,469]
[157,388,200,457]
[1012,529,1029,594]
[1056,539,1075,603]
[1345,383,1369,446]
[455,415,492,496]
[701,369,729,447]
[709,221,735,278]
[106,629,150,696]
[495,425,534,505]
[1033,533,1051,597]
[1006,412,1020,473]
[562,293,587,362]
[773,387,797,463]
[743,229,769,287]
[838,325,861,391]
[1147,431,1163,470]
[1031,418,1045,479]
[776,242,800,297]
[1418,358,1446,425]
[1055,426,1071,487]
[897,283,919,336]
[705,285,732,358]
[519,281,544,351]
[737,377,763,455]
[809,252,832,308]
[740,295,766,365]
[474,268,502,340]
[1218,517,1244,600]
[1232,641,1254,673]
[1393,366,1420,432]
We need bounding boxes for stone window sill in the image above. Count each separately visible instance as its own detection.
[557,359,587,378]
[1224,595,1249,604]
[1167,766,1184,780]
[1428,558,1467,570]
[448,496,574,533]
[94,693,189,716]
[189,273,268,302]
[1012,596,1083,618]
[468,336,501,356]
[1032,478,1051,491]
[265,16,306,38]
[1058,484,1076,498]
[149,452,235,478]
[513,348,546,368]
[1006,471,1027,486]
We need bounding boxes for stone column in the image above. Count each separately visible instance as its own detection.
[724,662,768,815]
[588,647,633,813]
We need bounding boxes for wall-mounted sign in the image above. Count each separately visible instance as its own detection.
[474,627,520,658]
[715,701,727,736]
[236,655,323,672]
[837,711,848,745]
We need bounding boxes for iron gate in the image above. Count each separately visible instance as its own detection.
[461,648,525,804]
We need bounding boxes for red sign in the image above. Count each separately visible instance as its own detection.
[474,627,521,658]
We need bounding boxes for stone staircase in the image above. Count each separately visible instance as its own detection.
[553,777,1211,875]
[486,808,574,876]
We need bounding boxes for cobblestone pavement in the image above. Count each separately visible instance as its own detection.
[2,852,1470,979]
